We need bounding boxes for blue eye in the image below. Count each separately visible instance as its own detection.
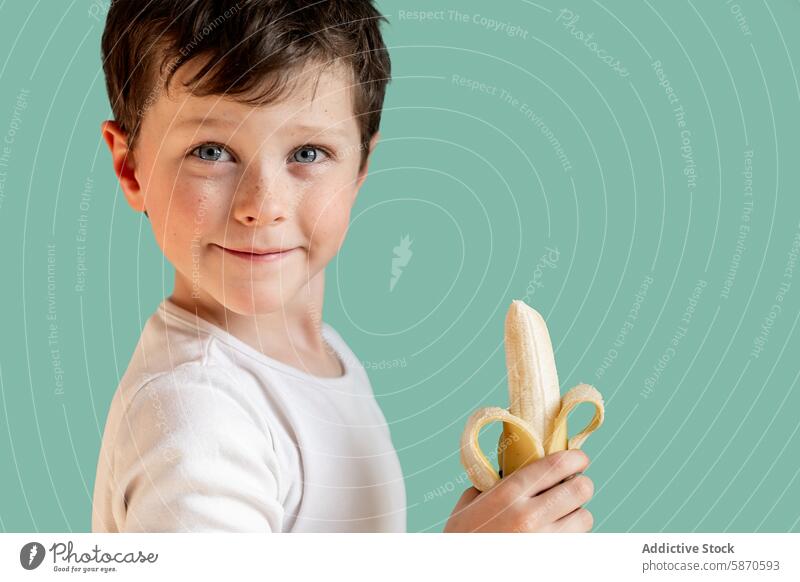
[293,146,327,164]
[191,143,234,163]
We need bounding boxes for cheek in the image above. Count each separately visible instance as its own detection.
[301,187,354,253]
[153,176,228,257]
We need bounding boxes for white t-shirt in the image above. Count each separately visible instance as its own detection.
[91,298,406,532]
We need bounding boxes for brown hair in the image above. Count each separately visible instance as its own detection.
[101,0,392,171]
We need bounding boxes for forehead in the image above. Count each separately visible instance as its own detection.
[152,57,359,135]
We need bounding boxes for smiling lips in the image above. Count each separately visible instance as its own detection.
[215,244,298,262]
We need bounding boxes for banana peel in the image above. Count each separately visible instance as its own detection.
[460,300,605,492]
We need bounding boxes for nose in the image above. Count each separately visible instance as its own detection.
[232,170,295,227]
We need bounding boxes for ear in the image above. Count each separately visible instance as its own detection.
[355,131,380,191]
[101,120,146,214]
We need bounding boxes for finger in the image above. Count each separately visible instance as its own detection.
[557,470,583,485]
[545,507,594,533]
[509,449,590,497]
[531,473,594,523]
[451,487,481,514]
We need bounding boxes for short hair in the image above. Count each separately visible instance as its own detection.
[101,0,392,171]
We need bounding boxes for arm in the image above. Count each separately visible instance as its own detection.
[112,365,284,532]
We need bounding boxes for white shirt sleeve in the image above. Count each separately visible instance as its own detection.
[111,364,284,532]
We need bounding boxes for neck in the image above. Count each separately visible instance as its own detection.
[169,269,328,355]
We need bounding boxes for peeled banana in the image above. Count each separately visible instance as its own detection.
[460,300,605,492]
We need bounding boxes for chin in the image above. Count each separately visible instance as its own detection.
[218,285,299,316]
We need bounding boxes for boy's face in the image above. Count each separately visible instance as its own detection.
[104,58,377,316]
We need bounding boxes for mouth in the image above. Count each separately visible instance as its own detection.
[214,244,299,263]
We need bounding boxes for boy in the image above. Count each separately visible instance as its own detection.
[92,0,594,533]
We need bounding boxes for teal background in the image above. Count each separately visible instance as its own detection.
[1,0,799,533]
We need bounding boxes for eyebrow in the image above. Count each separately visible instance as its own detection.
[174,116,350,137]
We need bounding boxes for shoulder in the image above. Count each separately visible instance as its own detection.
[321,321,350,350]
[117,302,218,401]
[110,362,285,532]
[321,321,362,374]
[125,363,267,433]
[109,363,277,478]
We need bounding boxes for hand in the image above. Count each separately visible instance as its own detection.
[443,449,594,533]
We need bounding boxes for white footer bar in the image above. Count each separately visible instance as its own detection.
[1,533,797,581]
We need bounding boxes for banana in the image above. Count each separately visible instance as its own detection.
[460,300,605,492]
